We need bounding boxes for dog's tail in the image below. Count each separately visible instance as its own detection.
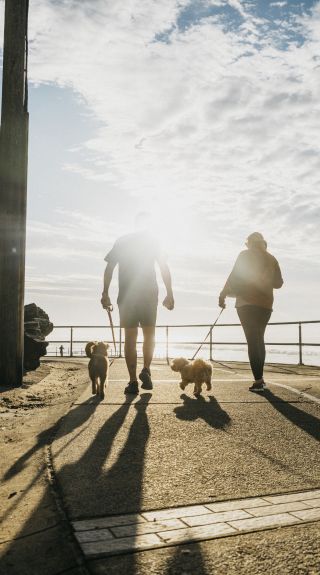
[85,341,97,358]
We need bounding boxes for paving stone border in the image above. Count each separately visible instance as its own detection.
[73,489,320,558]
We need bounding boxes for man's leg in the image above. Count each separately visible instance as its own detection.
[124,327,138,382]
[142,326,155,370]
[138,325,156,390]
[137,299,157,390]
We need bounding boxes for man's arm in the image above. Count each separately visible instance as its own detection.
[101,261,117,309]
[158,260,174,310]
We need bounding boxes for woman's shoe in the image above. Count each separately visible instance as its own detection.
[249,380,266,392]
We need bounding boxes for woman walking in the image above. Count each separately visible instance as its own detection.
[219,232,283,392]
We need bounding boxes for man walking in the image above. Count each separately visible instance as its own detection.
[101,214,174,394]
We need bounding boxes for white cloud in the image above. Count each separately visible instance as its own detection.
[24,1,320,257]
[227,0,247,18]
[2,0,320,324]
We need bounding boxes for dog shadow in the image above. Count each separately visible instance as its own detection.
[174,394,231,430]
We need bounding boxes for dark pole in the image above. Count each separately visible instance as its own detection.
[0,0,29,386]
[298,323,304,366]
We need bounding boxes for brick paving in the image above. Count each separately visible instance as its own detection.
[73,489,320,557]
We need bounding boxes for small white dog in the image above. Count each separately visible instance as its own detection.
[171,358,212,398]
[85,341,109,399]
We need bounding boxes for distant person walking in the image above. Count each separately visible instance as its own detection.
[219,232,283,392]
[101,213,174,394]
[59,345,64,357]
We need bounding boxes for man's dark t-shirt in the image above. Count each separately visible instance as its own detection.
[105,232,163,304]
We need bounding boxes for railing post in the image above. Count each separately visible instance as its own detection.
[298,323,303,365]
[166,326,169,364]
[209,327,213,361]
[119,327,122,358]
[70,327,73,358]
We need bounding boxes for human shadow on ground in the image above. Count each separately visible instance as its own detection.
[61,393,151,575]
[86,392,211,575]
[174,394,231,430]
[3,396,99,482]
[3,393,151,575]
[100,540,211,575]
[264,389,320,441]
[58,393,151,517]
[163,542,210,575]
[1,396,102,531]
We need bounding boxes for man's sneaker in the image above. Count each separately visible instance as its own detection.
[249,381,266,392]
[124,381,139,394]
[139,367,153,390]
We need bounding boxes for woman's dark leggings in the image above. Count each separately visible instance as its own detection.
[237,305,272,381]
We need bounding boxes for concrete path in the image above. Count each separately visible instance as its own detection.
[52,359,320,574]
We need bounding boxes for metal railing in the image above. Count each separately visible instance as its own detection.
[46,320,320,366]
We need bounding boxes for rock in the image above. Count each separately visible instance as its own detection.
[24,304,54,372]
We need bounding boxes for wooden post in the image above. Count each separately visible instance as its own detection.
[0,0,29,386]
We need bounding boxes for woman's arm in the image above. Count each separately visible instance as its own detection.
[219,253,243,307]
[273,260,284,289]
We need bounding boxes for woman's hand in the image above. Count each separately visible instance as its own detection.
[218,293,226,309]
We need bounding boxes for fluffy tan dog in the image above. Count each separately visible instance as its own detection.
[85,341,109,399]
[171,357,212,398]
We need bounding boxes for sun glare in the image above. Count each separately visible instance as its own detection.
[149,204,197,258]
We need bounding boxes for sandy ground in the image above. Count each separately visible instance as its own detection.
[0,360,89,575]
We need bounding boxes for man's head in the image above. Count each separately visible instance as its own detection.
[134,211,152,232]
[246,232,267,250]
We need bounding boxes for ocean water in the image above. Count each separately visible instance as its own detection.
[46,323,320,366]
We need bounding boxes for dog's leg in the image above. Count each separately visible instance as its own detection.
[193,382,201,398]
[91,377,97,395]
[179,380,188,390]
[99,374,106,400]
[206,378,212,391]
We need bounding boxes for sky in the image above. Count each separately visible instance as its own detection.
[0,0,320,338]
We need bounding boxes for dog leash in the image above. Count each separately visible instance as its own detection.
[106,305,117,356]
[192,308,224,360]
